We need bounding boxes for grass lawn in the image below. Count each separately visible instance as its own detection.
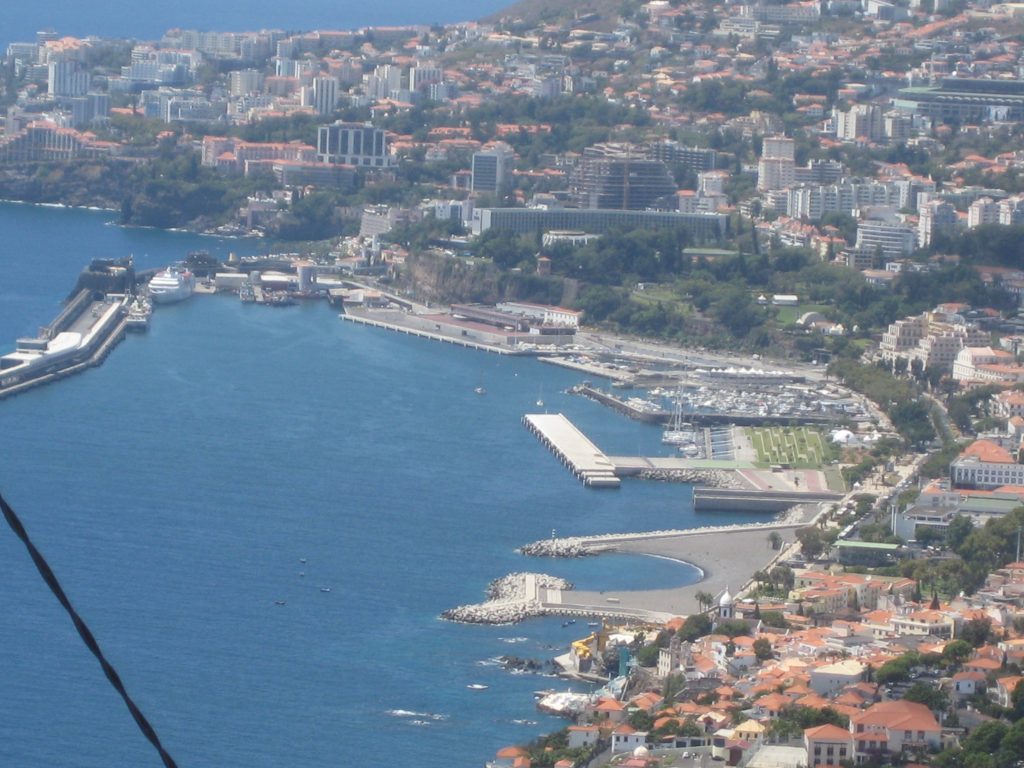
[774,303,832,325]
[745,426,840,469]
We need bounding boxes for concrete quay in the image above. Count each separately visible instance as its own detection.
[341,312,520,355]
[0,294,129,400]
[523,413,621,488]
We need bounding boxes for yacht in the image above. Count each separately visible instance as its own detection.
[148,266,196,304]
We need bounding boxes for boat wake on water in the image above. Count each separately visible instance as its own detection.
[386,709,448,722]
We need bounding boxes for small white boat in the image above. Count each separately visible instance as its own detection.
[474,386,486,395]
[466,683,489,690]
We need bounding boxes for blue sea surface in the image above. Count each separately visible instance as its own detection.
[0,203,770,767]
[1,0,511,50]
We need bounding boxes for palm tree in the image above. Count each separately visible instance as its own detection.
[695,590,715,613]
[768,531,782,550]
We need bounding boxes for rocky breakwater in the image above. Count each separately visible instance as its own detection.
[519,537,597,558]
[440,572,573,625]
[637,468,746,487]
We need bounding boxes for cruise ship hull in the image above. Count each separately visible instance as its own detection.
[148,268,195,304]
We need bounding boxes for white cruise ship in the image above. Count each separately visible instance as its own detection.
[148,267,195,304]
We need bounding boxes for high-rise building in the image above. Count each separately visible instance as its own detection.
[471,144,514,194]
[573,145,676,210]
[917,199,958,248]
[761,136,795,161]
[836,104,884,142]
[757,135,795,192]
[47,59,89,98]
[316,121,391,167]
[306,77,338,116]
[229,69,264,97]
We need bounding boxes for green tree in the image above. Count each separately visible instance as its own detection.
[678,613,712,642]
[753,637,774,661]
[796,527,829,560]
[903,682,948,712]
[943,640,973,665]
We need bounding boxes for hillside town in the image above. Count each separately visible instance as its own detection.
[8,0,1024,766]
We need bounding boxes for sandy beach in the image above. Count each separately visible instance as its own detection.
[534,501,823,619]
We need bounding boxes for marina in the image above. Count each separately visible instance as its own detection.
[523,412,842,509]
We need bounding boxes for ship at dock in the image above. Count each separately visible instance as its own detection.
[147,266,195,304]
[125,296,153,331]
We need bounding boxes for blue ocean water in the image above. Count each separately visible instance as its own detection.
[0,203,771,767]
[1,0,511,50]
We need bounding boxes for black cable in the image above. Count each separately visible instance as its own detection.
[0,492,178,768]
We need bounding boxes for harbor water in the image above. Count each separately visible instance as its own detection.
[0,203,771,767]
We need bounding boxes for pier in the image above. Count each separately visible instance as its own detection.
[341,312,520,355]
[525,413,842,508]
[522,413,621,488]
[0,292,129,400]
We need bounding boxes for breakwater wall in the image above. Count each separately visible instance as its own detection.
[573,385,666,424]
[440,573,573,625]
[519,521,798,558]
[634,468,747,486]
[693,487,841,512]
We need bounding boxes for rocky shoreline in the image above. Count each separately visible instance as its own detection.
[440,572,573,625]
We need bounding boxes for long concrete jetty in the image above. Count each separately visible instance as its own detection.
[523,413,621,488]
[341,313,518,355]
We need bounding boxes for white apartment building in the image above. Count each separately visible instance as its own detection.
[836,103,884,142]
[999,196,1024,226]
[879,311,988,371]
[785,180,902,221]
[968,197,1000,228]
[757,156,795,192]
[855,219,916,259]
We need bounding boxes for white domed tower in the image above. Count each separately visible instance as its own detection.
[718,587,734,620]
